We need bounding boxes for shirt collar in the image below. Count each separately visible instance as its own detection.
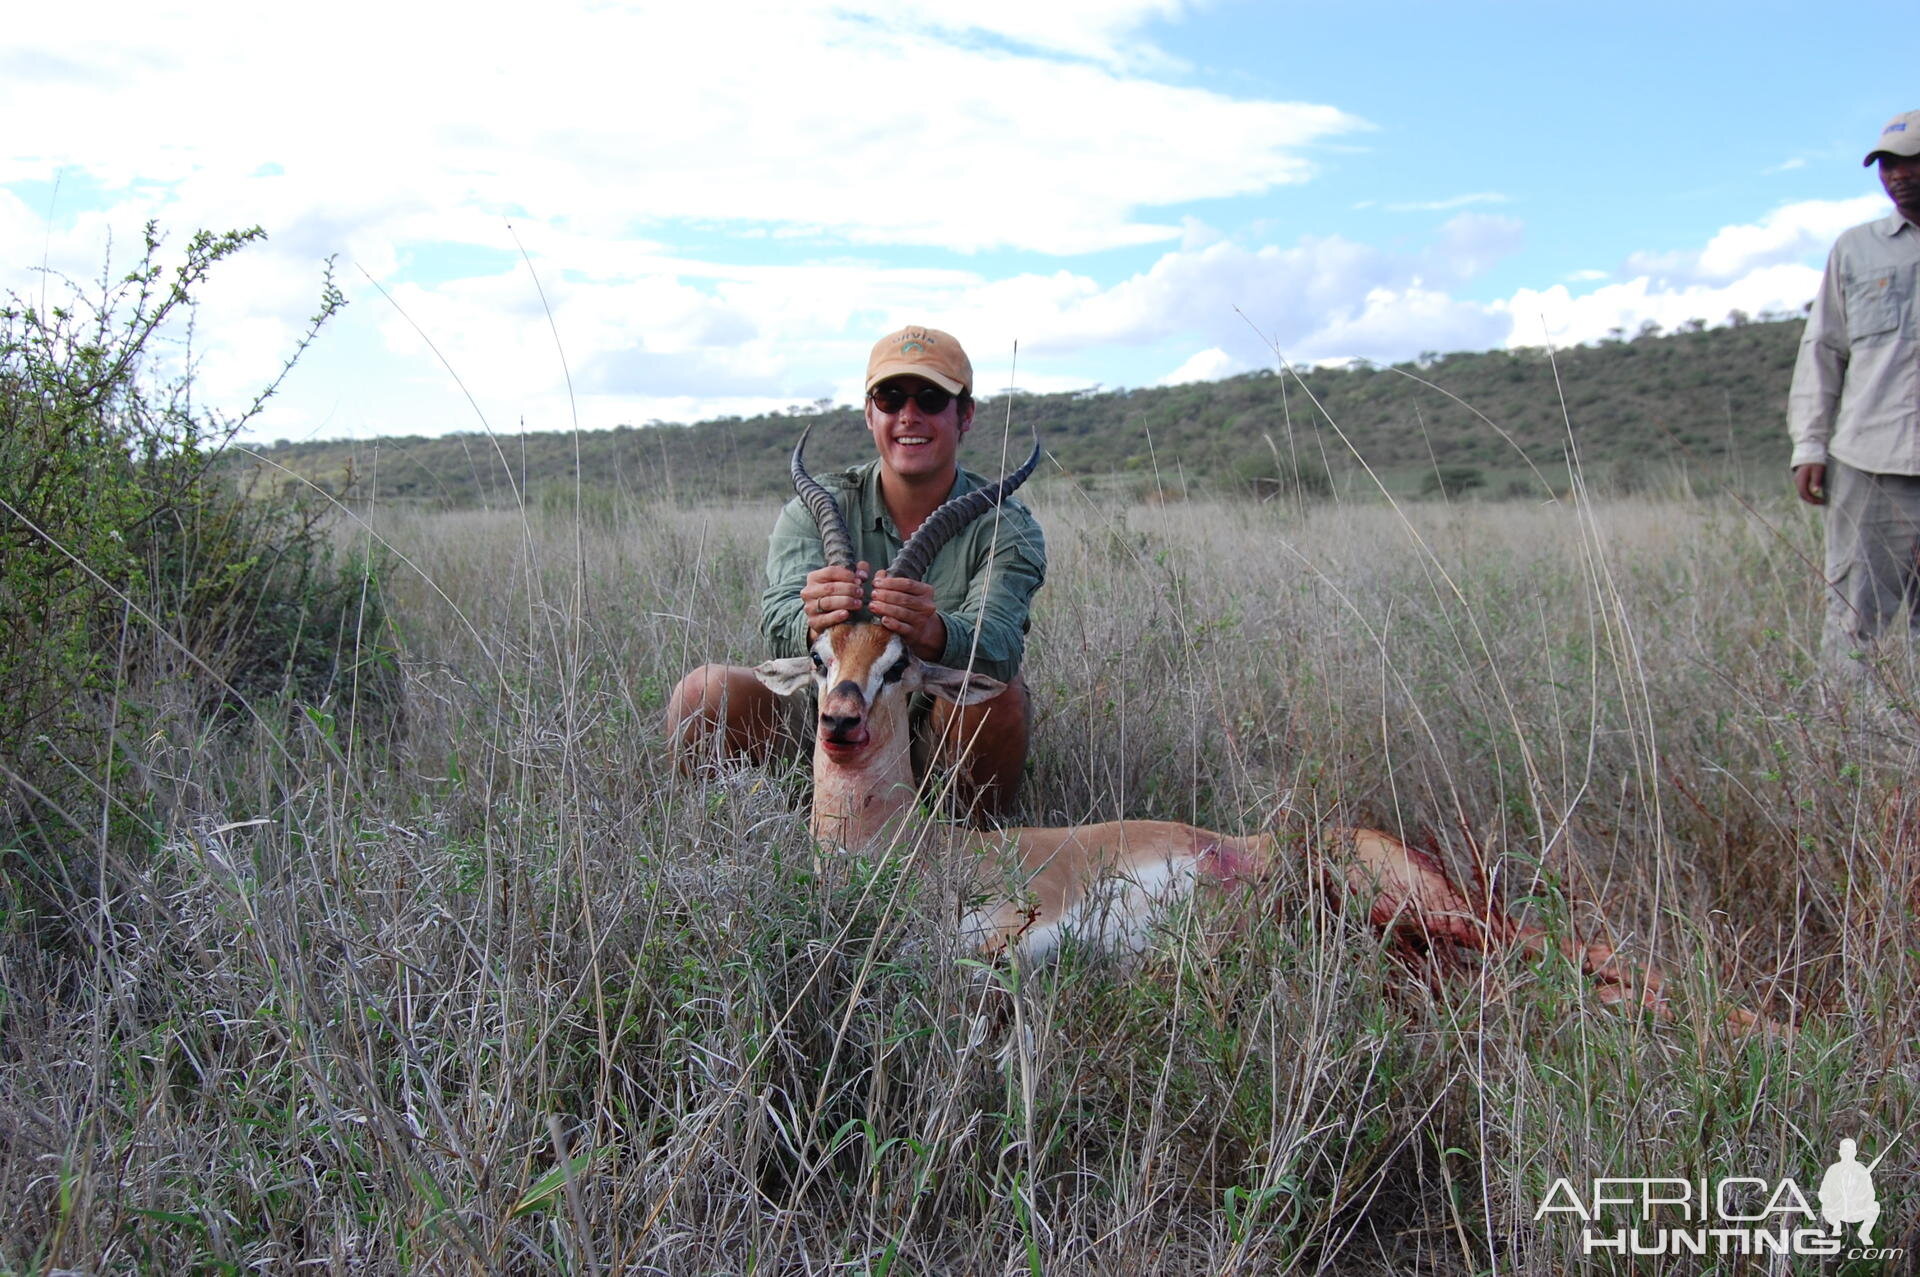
[857,462,969,534]
[1876,211,1917,238]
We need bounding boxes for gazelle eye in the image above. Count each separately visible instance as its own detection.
[810,651,826,671]
[881,655,908,684]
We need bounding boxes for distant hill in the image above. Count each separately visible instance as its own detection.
[238,316,1804,506]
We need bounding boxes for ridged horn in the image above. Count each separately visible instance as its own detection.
[790,425,857,570]
[887,439,1042,582]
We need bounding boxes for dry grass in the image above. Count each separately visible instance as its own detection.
[4,476,1917,1274]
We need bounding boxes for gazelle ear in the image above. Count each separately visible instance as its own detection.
[914,661,1005,706]
[754,656,815,697]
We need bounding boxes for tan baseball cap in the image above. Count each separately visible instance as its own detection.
[1864,110,1920,165]
[865,325,972,396]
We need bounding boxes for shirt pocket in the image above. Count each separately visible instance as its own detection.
[1843,267,1904,343]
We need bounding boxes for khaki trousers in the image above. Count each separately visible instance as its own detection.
[1823,459,1920,668]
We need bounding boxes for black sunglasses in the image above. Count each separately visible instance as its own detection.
[868,384,955,415]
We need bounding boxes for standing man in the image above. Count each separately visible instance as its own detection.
[1789,110,1920,675]
[668,325,1045,818]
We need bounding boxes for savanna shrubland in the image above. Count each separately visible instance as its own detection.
[0,227,394,876]
[4,273,1917,1271]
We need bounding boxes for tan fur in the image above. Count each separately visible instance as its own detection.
[960,820,1259,957]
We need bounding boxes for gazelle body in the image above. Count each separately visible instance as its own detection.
[760,428,1759,1027]
[757,615,1554,967]
[958,819,1270,959]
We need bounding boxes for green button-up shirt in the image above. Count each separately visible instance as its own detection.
[761,460,1047,683]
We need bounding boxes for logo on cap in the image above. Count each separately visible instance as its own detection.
[1889,123,1910,134]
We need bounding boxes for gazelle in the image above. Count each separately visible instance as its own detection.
[754,429,1750,1021]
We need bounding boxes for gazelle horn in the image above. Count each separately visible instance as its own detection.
[886,439,1042,582]
[789,425,857,570]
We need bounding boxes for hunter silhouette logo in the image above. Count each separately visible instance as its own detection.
[1536,1134,1904,1259]
[1819,1138,1883,1244]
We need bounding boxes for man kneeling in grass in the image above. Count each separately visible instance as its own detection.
[666,325,1045,821]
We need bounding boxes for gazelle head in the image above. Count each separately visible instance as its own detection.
[754,426,1039,847]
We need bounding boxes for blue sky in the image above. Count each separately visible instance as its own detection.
[1,0,1905,443]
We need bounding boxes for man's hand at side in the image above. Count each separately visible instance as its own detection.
[1794,463,1828,506]
[870,570,946,660]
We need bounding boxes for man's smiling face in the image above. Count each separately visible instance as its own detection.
[864,375,972,483]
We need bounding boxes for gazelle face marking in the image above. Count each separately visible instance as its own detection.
[813,624,908,760]
[754,619,1007,767]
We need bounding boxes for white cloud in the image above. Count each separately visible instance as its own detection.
[7,185,1852,441]
[1180,216,1225,250]
[1429,213,1526,284]
[2,1,1364,257]
[1473,196,1891,351]
[277,210,1524,432]
[1303,284,1509,360]
[1384,192,1510,213]
[1624,195,1883,284]
[1499,263,1821,349]
[873,0,1194,70]
[940,212,1523,363]
[0,197,1532,435]
[1,0,1379,433]
[983,200,1843,371]
[1159,347,1244,385]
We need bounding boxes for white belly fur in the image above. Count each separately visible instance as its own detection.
[969,853,1202,961]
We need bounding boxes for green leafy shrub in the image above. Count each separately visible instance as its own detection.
[0,224,394,889]
[1233,451,1333,502]
[1418,464,1486,499]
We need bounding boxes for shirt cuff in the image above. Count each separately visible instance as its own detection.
[1789,442,1829,469]
[936,610,974,670]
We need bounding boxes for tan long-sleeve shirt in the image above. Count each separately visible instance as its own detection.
[1788,213,1920,474]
